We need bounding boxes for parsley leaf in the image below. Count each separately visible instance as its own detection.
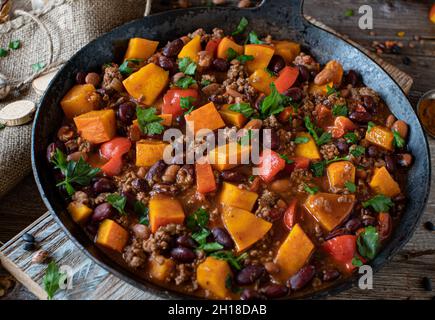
[317,132,332,146]
[0,123,5,130]
[260,83,285,119]
[236,54,254,64]
[352,256,363,267]
[52,149,100,196]
[32,62,45,72]
[134,201,149,225]
[43,261,66,300]
[350,145,366,157]
[225,274,242,294]
[178,57,197,76]
[175,76,197,89]
[294,136,310,144]
[201,79,211,86]
[106,193,127,215]
[344,9,355,17]
[238,129,252,146]
[248,31,263,44]
[332,104,348,116]
[186,208,209,231]
[362,195,393,212]
[345,181,357,193]
[393,130,405,148]
[357,226,379,260]
[0,48,8,57]
[191,223,223,253]
[310,161,326,177]
[199,242,224,252]
[232,17,249,36]
[210,251,248,270]
[344,132,358,144]
[304,184,319,195]
[367,121,376,133]
[226,48,239,61]
[326,84,339,96]
[136,106,164,135]
[9,40,21,50]
[180,96,197,115]
[264,68,275,77]
[279,154,294,165]
[304,116,331,146]
[229,102,255,118]
[119,58,143,76]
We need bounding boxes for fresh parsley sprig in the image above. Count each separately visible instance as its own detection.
[178,57,197,76]
[232,17,249,36]
[229,102,255,118]
[304,116,332,146]
[43,261,66,300]
[180,96,197,115]
[357,226,380,260]
[332,104,348,116]
[136,106,165,135]
[392,130,405,148]
[119,58,143,76]
[225,48,254,63]
[106,193,127,215]
[247,31,263,44]
[211,251,248,270]
[175,76,197,89]
[362,195,393,212]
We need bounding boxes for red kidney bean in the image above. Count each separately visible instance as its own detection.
[85,73,101,87]
[158,55,176,73]
[121,191,137,210]
[261,283,288,298]
[220,170,245,183]
[345,217,362,232]
[92,178,115,194]
[384,154,396,173]
[297,65,310,82]
[131,224,150,239]
[240,289,266,300]
[362,95,377,113]
[268,55,286,73]
[209,94,227,105]
[117,103,136,125]
[162,38,184,57]
[284,87,303,101]
[131,178,148,192]
[46,141,64,162]
[211,227,234,249]
[367,145,379,158]
[175,114,186,127]
[145,160,167,186]
[75,71,87,84]
[236,265,266,286]
[176,235,197,249]
[92,203,115,223]
[288,265,316,290]
[397,153,413,167]
[322,269,341,282]
[334,139,349,154]
[170,247,196,263]
[212,58,230,72]
[349,111,372,123]
[344,70,361,87]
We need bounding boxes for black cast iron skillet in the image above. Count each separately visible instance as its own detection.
[32,0,431,299]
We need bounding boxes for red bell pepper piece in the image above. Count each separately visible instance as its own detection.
[283,198,298,230]
[284,156,310,174]
[322,235,360,273]
[257,149,286,183]
[162,89,199,117]
[274,66,299,94]
[100,137,132,159]
[195,161,217,194]
[100,156,123,177]
[377,212,392,242]
[205,38,221,57]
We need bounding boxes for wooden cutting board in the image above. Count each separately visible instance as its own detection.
[2,18,431,300]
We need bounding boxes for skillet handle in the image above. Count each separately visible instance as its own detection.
[258,0,305,25]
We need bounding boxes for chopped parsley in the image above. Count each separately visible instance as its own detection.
[225,274,242,294]
[236,54,254,64]
[344,132,358,144]
[238,129,252,146]
[232,17,249,36]
[229,102,255,118]
[0,48,8,57]
[32,62,46,72]
[393,130,405,148]
[134,201,149,225]
[136,106,165,135]
[279,154,294,165]
[180,96,196,115]
[9,40,21,50]
[119,58,143,75]
[362,195,393,213]
[304,116,332,146]
[344,9,355,17]
[304,184,319,195]
[248,31,263,44]
[178,57,197,76]
[200,79,211,86]
[210,251,248,270]
[106,193,127,215]
[357,226,380,260]
[294,136,310,144]
[326,84,339,96]
[352,256,364,267]
[260,83,285,119]
[43,261,66,300]
[225,47,254,63]
[367,121,376,133]
[345,181,357,193]
[175,76,197,89]
[350,145,366,157]
[264,68,275,77]
[310,156,350,177]
[186,208,209,231]
[332,104,348,116]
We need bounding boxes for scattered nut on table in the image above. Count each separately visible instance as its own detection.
[31,249,49,264]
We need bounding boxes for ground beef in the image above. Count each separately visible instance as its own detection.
[291,168,313,193]
[142,224,186,254]
[293,53,320,72]
[244,230,277,265]
[262,115,281,129]
[102,63,123,91]
[320,143,339,160]
[276,129,295,156]
[255,189,280,220]
[211,28,224,40]
[113,167,138,193]
[222,60,257,104]
[176,165,195,191]
[174,263,195,285]
[123,238,147,269]
[72,191,89,205]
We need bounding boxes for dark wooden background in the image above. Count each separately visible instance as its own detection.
[1,0,434,299]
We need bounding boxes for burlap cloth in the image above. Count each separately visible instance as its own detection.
[0,0,148,198]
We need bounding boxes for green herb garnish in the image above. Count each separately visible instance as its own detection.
[236,54,254,64]
[225,274,242,294]
[367,121,375,133]
[238,129,252,146]
[248,31,263,44]
[9,40,21,50]
[350,145,366,157]
[352,256,363,267]
[332,104,348,116]
[310,161,326,177]
[232,17,249,36]
[326,84,339,96]
[32,62,45,72]
[135,201,149,225]
[43,261,66,300]
[345,181,357,193]
[211,251,248,270]
[344,9,355,17]
[344,132,358,144]
[175,76,197,89]
[229,102,255,118]
[136,106,164,135]
[226,47,239,61]
[186,208,209,231]
[260,83,285,119]
[362,195,393,213]
[357,226,379,260]
[280,154,294,165]
[304,116,332,146]
[294,136,310,144]
[393,130,405,148]
[119,58,143,75]
[304,184,319,195]
[107,193,127,215]
[0,48,8,57]
[180,96,197,115]
[178,57,197,76]
[200,79,211,86]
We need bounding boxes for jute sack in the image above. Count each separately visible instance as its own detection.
[0,0,148,198]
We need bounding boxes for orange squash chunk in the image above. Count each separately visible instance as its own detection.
[135,140,168,167]
[149,195,185,233]
[74,109,116,144]
[222,206,272,252]
[218,104,248,128]
[123,63,169,105]
[219,182,258,212]
[197,257,232,299]
[60,84,99,119]
[274,224,315,280]
[365,125,394,151]
[272,40,301,63]
[124,38,159,61]
[369,166,401,197]
[67,201,93,225]
[217,37,244,60]
[209,142,251,171]
[308,81,333,96]
[327,161,356,190]
[304,193,355,232]
[185,102,225,134]
[96,219,129,253]
[178,35,201,62]
[148,256,175,281]
[248,68,276,95]
[244,44,275,74]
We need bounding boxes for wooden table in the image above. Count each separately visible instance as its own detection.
[1,0,434,299]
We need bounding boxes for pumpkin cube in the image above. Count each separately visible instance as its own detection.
[135,140,168,167]
[197,257,232,299]
[308,82,333,96]
[148,256,175,281]
[96,219,129,253]
[222,206,272,252]
[248,68,276,95]
[217,37,244,60]
[209,143,252,171]
[60,84,99,119]
[124,38,159,61]
[272,40,301,63]
[74,109,116,144]
[219,182,258,212]
[327,161,356,190]
[369,166,401,197]
[67,201,93,225]
[178,35,201,62]
[274,224,315,280]
[219,104,248,128]
[244,44,275,74]
[304,193,355,232]
[149,195,185,233]
[365,125,394,151]
[123,63,169,105]
[185,102,225,134]
[295,132,321,160]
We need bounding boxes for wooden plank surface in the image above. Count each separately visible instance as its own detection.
[1,0,434,300]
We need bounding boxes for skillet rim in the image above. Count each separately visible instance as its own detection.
[31,1,431,300]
